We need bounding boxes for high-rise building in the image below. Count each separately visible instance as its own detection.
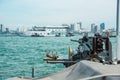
[70,24,75,32]
[91,23,95,33]
[74,22,82,31]
[0,24,3,33]
[77,22,82,29]
[16,28,20,32]
[0,24,6,33]
[6,28,9,33]
[100,23,105,31]
[94,25,98,33]
[91,23,98,33]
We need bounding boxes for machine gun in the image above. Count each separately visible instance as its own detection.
[44,34,112,67]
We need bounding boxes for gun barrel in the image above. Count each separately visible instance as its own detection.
[71,39,82,43]
[71,39,79,42]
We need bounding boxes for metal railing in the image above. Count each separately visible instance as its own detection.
[0,67,59,80]
[1,68,120,80]
[78,74,120,80]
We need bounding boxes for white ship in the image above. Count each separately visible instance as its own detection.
[24,26,72,37]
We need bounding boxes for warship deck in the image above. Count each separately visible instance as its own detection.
[7,60,120,80]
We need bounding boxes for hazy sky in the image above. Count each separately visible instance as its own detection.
[0,0,118,30]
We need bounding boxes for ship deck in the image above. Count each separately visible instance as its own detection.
[7,60,120,80]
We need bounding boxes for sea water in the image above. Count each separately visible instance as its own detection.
[0,36,116,80]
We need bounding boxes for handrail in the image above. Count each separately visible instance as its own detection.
[78,73,120,80]
[0,68,58,73]
[0,67,60,79]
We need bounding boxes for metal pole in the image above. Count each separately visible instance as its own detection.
[116,0,120,63]
[116,0,119,35]
[32,68,35,78]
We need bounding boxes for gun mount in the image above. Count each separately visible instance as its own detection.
[44,33,112,67]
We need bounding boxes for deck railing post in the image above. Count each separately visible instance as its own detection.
[32,67,35,78]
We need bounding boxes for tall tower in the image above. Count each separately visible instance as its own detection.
[70,24,75,32]
[77,22,82,29]
[100,23,105,31]
[91,23,98,33]
[94,25,98,33]
[74,22,82,31]
[91,23,95,33]
[0,24,3,33]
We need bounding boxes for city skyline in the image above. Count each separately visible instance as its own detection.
[0,0,118,30]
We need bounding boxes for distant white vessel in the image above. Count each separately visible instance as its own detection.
[24,26,72,37]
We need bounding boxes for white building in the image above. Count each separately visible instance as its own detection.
[0,24,6,33]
